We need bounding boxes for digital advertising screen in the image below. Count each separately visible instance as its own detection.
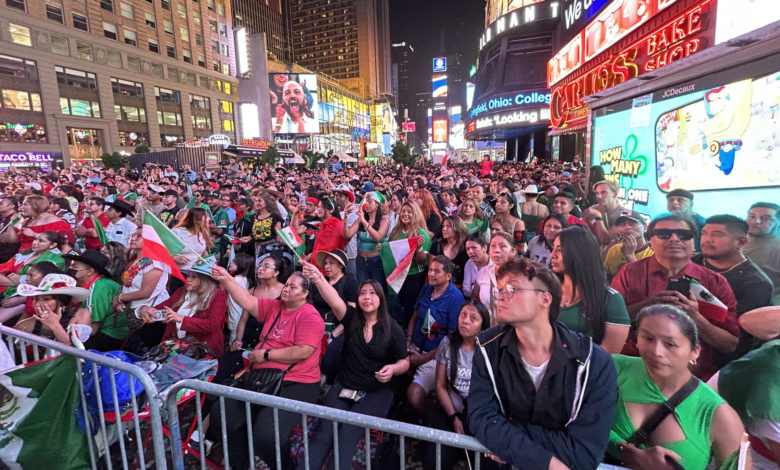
[433,119,448,143]
[432,75,448,98]
[269,73,319,134]
[592,66,780,218]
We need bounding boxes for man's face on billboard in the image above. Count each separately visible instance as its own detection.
[283,82,305,111]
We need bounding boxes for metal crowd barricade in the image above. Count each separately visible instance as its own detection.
[0,325,169,470]
[165,379,493,470]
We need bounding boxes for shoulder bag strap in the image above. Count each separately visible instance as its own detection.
[626,375,699,447]
[256,308,296,372]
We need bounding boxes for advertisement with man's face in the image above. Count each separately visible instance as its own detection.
[269,73,319,135]
[592,67,780,218]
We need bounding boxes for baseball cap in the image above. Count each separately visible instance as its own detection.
[616,209,647,225]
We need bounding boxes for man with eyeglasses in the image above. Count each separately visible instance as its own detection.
[468,258,617,470]
[743,202,780,305]
[611,214,739,379]
[75,197,110,251]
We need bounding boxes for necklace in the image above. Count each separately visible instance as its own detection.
[704,257,746,275]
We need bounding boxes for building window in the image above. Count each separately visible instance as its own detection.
[120,2,133,19]
[199,76,209,88]
[46,4,64,23]
[221,43,229,56]
[111,77,144,97]
[192,115,211,131]
[145,12,156,28]
[0,123,47,143]
[179,26,189,42]
[190,94,209,109]
[216,1,224,16]
[211,39,219,53]
[155,86,181,104]
[197,54,205,68]
[161,0,170,10]
[222,119,234,131]
[183,50,192,64]
[127,56,141,72]
[72,13,88,31]
[150,63,163,78]
[148,39,159,53]
[219,24,227,37]
[5,0,25,12]
[76,42,93,61]
[56,66,101,117]
[206,0,213,11]
[166,45,176,59]
[1,90,42,111]
[163,20,173,34]
[106,49,122,67]
[167,66,179,82]
[100,0,112,12]
[220,100,232,113]
[123,29,137,46]
[209,20,217,33]
[186,72,196,86]
[177,3,186,19]
[212,61,220,72]
[60,98,101,117]
[195,34,203,46]
[50,35,69,55]
[193,11,201,25]
[222,63,230,75]
[9,24,31,47]
[0,54,38,80]
[103,22,118,40]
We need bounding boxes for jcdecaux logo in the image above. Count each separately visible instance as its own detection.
[469,91,551,119]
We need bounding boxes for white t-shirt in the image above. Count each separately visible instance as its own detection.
[521,357,549,391]
[463,259,491,299]
[527,235,552,267]
[171,227,208,270]
[227,275,249,342]
[435,336,475,413]
[475,264,499,321]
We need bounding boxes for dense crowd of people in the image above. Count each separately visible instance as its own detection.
[0,156,778,470]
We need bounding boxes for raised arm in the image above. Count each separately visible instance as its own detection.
[211,265,258,317]
[301,260,347,320]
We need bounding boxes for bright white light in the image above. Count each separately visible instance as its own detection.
[235,28,249,75]
[240,103,260,138]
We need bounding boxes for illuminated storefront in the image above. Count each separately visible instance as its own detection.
[314,82,371,155]
[581,0,780,218]
[467,0,560,161]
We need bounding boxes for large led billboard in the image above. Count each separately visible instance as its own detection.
[592,65,780,218]
[432,75,448,98]
[432,119,448,143]
[485,0,546,27]
[269,73,319,134]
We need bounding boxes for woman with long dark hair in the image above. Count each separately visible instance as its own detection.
[429,215,469,289]
[309,196,346,265]
[343,191,390,288]
[526,213,568,267]
[0,231,65,299]
[550,226,630,353]
[298,266,409,470]
[171,207,213,272]
[490,192,526,253]
[423,300,491,470]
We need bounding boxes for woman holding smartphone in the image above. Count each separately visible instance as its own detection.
[298,262,409,470]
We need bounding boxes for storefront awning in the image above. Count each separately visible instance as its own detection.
[334,149,357,162]
[547,123,587,137]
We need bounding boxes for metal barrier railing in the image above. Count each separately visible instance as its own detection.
[0,325,169,470]
[165,379,492,470]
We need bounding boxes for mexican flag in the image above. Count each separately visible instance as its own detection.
[278,225,303,250]
[0,355,91,469]
[421,308,442,340]
[379,238,421,295]
[691,279,729,323]
[91,215,108,245]
[142,211,186,281]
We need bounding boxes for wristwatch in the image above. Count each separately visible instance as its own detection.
[263,349,271,361]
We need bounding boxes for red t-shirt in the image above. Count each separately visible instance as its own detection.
[81,212,110,250]
[480,160,494,177]
[252,298,324,384]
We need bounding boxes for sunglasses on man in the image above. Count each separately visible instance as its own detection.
[652,229,695,241]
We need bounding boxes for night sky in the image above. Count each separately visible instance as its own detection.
[389,0,485,97]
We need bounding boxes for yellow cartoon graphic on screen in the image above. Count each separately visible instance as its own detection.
[702,80,752,175]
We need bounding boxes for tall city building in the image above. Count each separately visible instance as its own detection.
[288,0,391,100]
[0,0,238,167]
[231,0,290,62]
[391,41,413,121]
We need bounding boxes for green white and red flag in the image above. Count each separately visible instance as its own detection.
[379,237,421,295]
[142,211,186,280]
[690,279,729,323]
[91,215,108,245]
[278,225,303,250]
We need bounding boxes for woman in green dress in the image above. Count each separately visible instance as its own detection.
[607,304,743,470]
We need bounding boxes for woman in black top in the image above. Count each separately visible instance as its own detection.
[311,249,357,324]
[428,215,469,289]
[299,264,409,470]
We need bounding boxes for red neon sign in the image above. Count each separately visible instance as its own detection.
[550,1,713,129]
[549,0,681,87]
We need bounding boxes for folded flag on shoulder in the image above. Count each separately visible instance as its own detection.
[379,237,421,295]
[142,212,186,280]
